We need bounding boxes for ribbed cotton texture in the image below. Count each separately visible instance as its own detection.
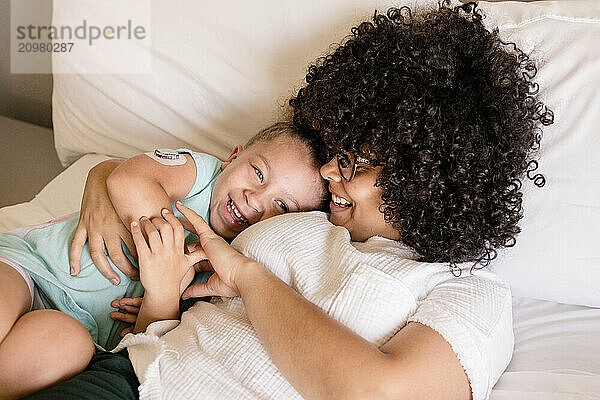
[114,211,513,400]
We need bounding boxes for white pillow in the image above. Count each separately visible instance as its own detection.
[51,0,400,166]
[479,1,600,307]
[51,0,600,306]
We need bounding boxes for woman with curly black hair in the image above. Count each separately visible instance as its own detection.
[31,3,552,400]
[291,2,552,273]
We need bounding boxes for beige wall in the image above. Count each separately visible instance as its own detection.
[0,0,61,208]
[0,0,53,128]
[0,116,64,207]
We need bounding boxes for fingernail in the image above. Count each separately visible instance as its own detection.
[131,221,138,227]
[176,201,183,205]
[181,294,189,300]
[162,208,170,214]
[111,278,120,286]
[70,267,75,276]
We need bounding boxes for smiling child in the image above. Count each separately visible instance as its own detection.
[0,121,328,360]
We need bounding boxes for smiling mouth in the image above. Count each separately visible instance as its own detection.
[226,197,249,226]
[331,193,352,208]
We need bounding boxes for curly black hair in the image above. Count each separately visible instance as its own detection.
[290,2,553,274]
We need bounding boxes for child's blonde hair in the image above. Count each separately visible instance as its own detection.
[246,121,329,210]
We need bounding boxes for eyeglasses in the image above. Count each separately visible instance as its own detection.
[336,152,376,182]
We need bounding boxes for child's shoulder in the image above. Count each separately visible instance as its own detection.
[176,148,223,171]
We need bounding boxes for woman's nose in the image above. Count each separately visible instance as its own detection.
[320,157,341,182]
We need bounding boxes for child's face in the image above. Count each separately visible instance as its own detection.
[209,136,325,239]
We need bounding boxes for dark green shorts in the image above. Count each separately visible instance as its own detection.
[24,350,139,400]
[25,296,211,399]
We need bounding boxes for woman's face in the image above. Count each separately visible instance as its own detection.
[320,156,400,242]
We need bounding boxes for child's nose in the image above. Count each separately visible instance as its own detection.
[244,190,262,216]
[245,190,283,222]
[320,158,342,182]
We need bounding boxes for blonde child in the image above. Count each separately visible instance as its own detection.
[0,122,327,398]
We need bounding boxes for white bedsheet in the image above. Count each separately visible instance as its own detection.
[1,153,599,399]
[492,297,600,400]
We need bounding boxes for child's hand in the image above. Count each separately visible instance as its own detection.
[130,209,205,299]
[110,297,143,337]
[70,160,139,284]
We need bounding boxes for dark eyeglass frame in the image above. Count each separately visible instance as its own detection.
[336,151,376,182]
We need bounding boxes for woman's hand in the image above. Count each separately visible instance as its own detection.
[131,208,204,299]
[70,160,140,284]
[175,201,258,300]
[110,297,143,337]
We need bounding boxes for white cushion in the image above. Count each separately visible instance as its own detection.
[51,0,600,306]
[0,153,112,233]
[51,0,399,166]
[478,1,600,307]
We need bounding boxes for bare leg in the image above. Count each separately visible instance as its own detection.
[0,262,95,399]
[0,261,32,343]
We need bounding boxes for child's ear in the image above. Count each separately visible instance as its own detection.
[221,145,243,171]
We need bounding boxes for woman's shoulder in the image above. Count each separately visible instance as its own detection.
[424,268,512,317]
[408,266,513,357]
[407,267,514,399]
[231,212,422,266]
[230,211,346,266]
[232,211,341,249]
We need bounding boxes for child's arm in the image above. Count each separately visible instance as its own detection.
[71,159,142,282]
[106,151,197,229]
[110,259,210,337]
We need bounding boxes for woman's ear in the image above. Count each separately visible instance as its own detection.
[220,145,243,171]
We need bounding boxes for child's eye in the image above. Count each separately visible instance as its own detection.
[252,165,264,183]
[275,200,289,213]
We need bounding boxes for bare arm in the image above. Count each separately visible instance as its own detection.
[71,152,198,284]
[106,153,197,229]
[70,159,143,283]
[233,264,471,400]
[178,203,472,400]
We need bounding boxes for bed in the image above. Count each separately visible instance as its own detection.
[2,0,599,398]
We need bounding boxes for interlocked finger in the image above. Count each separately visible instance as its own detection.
[176,217,196,235]
[114,297,143,308]
[130,220,150,259]
[111,301,140,314]
[162,209,185,249]
[88,235,120,284]
[151,215,174,246]
[110,311,137,324]
[140,217,161,250]
[106,237,137,279]
[69,224,88,275]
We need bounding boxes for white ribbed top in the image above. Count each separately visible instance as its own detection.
[114,211,514,400]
